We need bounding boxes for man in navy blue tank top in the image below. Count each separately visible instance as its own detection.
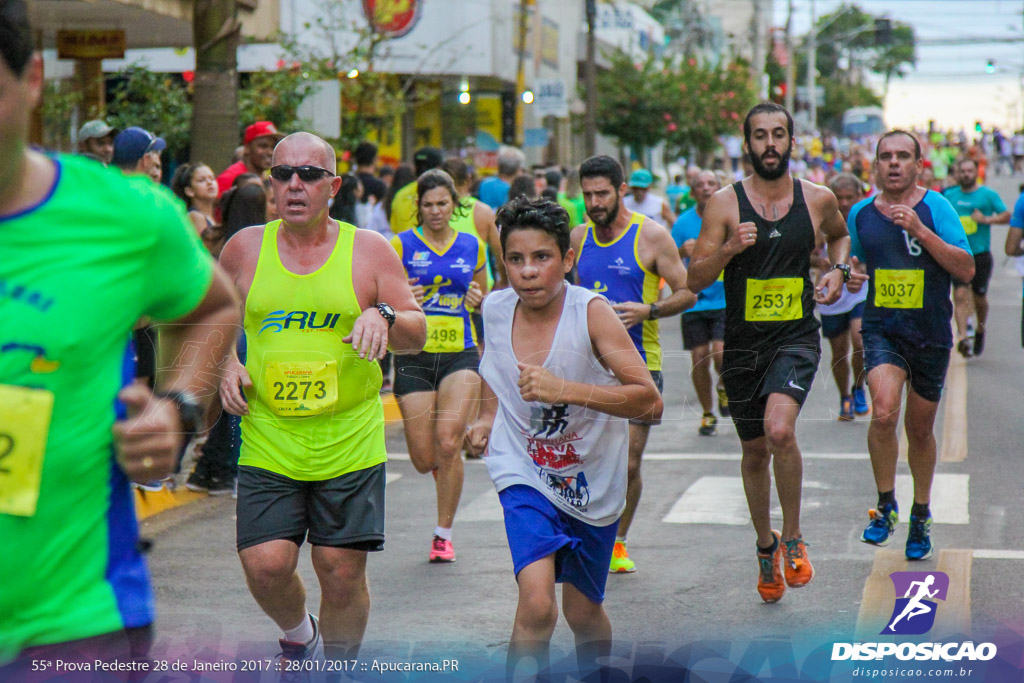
[848,130,973,562]
[688,103,862,603]
[571,155,697,574]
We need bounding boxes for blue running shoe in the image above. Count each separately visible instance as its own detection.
[838,395,854,421]
[906,513,934,560]
[853,386,870,415]
[861,502,898,546]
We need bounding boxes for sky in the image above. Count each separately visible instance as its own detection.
[775,0,1024,132]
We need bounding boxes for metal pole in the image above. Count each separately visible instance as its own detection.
[785,0,795,113]
[585,0,598,158]
[808,0,817,132]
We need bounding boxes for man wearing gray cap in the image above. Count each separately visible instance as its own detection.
[112,126,165,178]
[77,119,117,164]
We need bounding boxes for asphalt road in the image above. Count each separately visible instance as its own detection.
[138,179,1024,681]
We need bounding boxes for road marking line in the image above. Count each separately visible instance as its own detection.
[662,476,749,525]
[933,549,972,638]
[940,353,968,462]
[894,474,969,524]
[645,452,868,461]
[972,549,1024,560]
[385,473,402,485]
[458,487,504,522]
[855,549,908,640]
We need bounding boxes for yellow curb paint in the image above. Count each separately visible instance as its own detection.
[933,548,972,638]
[940,353,968,463]
[855,549,908,640]
[382,393,401,423]
[134,487,206,521]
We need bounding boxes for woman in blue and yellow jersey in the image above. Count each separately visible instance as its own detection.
[391,170,488,563]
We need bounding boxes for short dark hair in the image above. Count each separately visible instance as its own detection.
[442,157,469,187]
[956,156,978,170]
[415,169,467,224]
[876,129,922,160]
[579,155,624,189]
[0,0,33,77]
[496,197,571,258]
[353,141,378,167]
[743,102,794,148]
[544,169,563,189]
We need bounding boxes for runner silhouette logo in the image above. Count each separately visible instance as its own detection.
[884,571,949,635]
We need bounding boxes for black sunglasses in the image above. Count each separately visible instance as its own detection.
[270,165,335,182]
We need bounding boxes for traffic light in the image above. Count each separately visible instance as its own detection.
[986,59,996,74]
[975,121,983,133]
[874,19,892,46]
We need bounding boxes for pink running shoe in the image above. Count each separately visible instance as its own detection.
[429,535,456,563]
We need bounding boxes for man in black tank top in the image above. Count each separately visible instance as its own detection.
[688,103,862,604]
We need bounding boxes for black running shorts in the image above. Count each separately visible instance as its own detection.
[236,463,386,552]
[721,339,820,442]
[393,348,480,397]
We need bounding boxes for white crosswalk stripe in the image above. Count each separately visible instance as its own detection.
[895,473,969,524]
[458,486,504,522]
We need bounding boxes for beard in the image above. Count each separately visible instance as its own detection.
[587,192,620,228]
[749,145,792,181]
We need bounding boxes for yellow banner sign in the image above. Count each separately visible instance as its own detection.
[56,30,126,60]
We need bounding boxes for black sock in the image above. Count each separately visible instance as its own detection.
[757,535,778,556]
[911,502,930,518]
[878,490,896,509]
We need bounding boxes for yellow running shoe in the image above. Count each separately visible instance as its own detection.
[609,540,636,573]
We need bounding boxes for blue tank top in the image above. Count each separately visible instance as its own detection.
[393,229,485,352]
[848,191,971,349]
[575,213,662,370]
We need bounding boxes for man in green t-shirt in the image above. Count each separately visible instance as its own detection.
[0,2,240,671]
[943,157,1010,356]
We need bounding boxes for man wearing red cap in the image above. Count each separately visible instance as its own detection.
[216,121,285,195]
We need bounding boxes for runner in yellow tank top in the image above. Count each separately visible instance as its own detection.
[218,133,425,664]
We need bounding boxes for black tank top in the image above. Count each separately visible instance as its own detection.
[723,179,820,351]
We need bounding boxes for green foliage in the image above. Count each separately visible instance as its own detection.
[40,80,82,152]
[238,67,319,137]
[272,0,412,152]
[814,4,915,84]
[106,66,192,159]
[591,50,756,159]
[818,80,882,134]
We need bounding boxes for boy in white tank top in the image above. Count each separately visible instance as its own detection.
[467,197,663,680]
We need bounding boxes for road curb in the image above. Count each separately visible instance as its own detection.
[134,393,402,521]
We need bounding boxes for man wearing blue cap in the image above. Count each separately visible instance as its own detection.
[624,168,676,227]
[112,126,166,179]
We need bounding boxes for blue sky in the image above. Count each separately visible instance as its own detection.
[775,0,1024,131]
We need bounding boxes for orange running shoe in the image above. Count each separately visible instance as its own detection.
[756,530,786,603]
[609,540,636,573]
[782,536,814,587]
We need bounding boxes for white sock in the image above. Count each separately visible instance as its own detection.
[615,536,627,545]
[283,614,315,644]
[434,526,452,541]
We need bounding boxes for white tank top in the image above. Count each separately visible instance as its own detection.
[624,193,664,224]
[479,285,628,526]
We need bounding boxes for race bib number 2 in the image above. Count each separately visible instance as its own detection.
[874,269,924,309]
[264,361,338,416]
[0,384,54,517]
[745,278,803,321]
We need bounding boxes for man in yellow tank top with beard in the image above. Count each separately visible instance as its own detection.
[218,132,426,664]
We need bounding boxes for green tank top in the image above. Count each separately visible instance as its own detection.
[449,196,495,289]
[240,220,385,480]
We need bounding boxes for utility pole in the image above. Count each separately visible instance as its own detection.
[785,0,795,113]
[807,0,817,132]
[585,0,598,157]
